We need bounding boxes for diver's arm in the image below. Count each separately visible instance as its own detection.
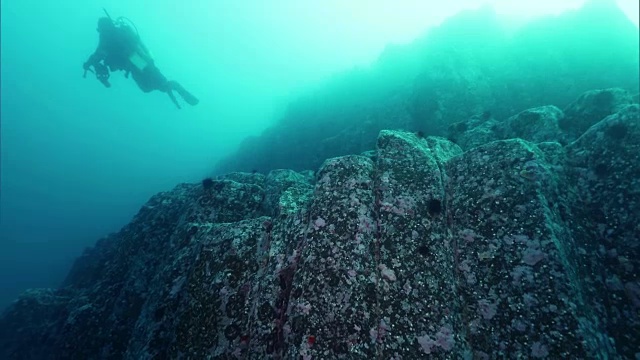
[84,48,106,69]
[83,37,109,69]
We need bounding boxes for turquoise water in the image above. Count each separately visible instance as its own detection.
[0,0,638,311]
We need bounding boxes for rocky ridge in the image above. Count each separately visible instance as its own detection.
[1,88,639,359]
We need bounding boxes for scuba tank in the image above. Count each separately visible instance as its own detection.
[103,8,140,39]
[103,8,153,71]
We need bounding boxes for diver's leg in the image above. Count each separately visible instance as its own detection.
[167,90,181,109]
[131,69,154,93]
[168,81,199,106]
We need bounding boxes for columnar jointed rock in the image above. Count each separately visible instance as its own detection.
[561,88,634,140]
[565,104,640,357]
[1,106,639,359]
[449,105,567,150]
[446,139,595,358]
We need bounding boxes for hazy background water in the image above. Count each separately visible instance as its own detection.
[1,0,638,311]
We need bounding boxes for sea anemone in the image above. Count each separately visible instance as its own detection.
[202,177,214,189]
[427,199,442,216]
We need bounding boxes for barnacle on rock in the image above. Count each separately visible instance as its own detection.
[520,160,543,181]
[519,169,537,180]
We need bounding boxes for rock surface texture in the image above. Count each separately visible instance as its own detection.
[1,89,639,359]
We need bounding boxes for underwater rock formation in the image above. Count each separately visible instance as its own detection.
[214,0,639,175]
[447,105,565,150]
[1,97,638,359]
[561,87,635,140]
[447,87,635,150]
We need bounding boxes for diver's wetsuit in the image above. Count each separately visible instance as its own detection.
[83,17,199,108]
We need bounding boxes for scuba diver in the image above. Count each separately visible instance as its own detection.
[83,11,199,109]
